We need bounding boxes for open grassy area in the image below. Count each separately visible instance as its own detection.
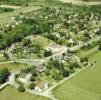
[75,46,99,58]
[53,48,101,100]
[0,6,40,25]
[0,63,28,71]
[0,86,49,100]
[0,55,7,62]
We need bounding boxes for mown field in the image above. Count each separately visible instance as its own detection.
[0,86,49,100]
[53,48,101,100]
[0,63,28,71]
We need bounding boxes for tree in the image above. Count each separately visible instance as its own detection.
[0,24,33,50]
[52,69,62,80]
[28,83,35,90]
[82,0,88,2]
[0,68,10,84]
[18,85,25,92]
[63,70,69,77]
[80,57,88,63]
[98,40,101,50]
[22,38,31,46]
[30,76,35,82]
[44,50,52,57]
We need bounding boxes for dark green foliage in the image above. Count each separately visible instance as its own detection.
[63,70,69,77]
[18,85,25,92]
[80,57,88,63]
[98,40,101,50]
[0,24,33,50]
[0,7,14,13]
[28,83,35,89]
[22,38,31,46]
[0,68,10,84]
[30,76,36,82]
[44,50,52,57]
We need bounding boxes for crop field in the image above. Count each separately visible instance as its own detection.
[0,86,49,100]
[53,49,101,100]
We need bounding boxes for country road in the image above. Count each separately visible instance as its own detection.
[59,0,101,5]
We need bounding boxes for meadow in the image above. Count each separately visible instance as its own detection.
[0,63,28,71]
[0,86,49,100]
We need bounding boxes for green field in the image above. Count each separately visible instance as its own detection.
[0,6,40,25]
[0,63,28,71]
[76,46,99,58]
[0,86,49,100]
[53,50,101,100]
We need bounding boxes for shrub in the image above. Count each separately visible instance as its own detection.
[44,50,52,57]
[0,68,10,84]
[30,76,36,82]
[18,85,25,92]
[63,70,70,77]
[80,57,88,63]
[28,83,35,90]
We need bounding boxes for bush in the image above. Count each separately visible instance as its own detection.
[18,85,25,92]
[44,50,52,57]
[98,42,101,51]
[30,76,35,82]
[28,83,35,90]
[80,57,88,63]
[0,68,10,84]
[63,70,69,77]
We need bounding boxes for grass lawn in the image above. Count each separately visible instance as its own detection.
[0,56,7,62]
[0,63,28,71]
[75,46,99,58]
[0,86,49,100]
[53,49,101,100]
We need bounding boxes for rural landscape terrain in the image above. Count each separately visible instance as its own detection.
[0,0,101,100]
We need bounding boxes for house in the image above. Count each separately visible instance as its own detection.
[36,64,46,72]
[45,44,65,54]
[52,32,61,38]
[25,35,34,42]
[18,72,32,84]
[34,81,48,92]
[68,38,74,45]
